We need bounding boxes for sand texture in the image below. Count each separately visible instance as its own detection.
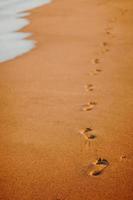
[0,0,133,199]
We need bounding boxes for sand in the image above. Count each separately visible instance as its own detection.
[0,0,133,199]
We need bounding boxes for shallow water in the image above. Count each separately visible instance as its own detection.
[0,0,51,63]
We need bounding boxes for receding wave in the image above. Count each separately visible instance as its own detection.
[0,0,51,63]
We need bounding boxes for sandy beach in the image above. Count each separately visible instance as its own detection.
[0,0,133,199]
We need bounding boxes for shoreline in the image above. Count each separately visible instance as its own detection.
[0,0,133,200]
[0,0,51,63]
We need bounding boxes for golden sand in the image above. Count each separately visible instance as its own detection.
[0,0,133,199]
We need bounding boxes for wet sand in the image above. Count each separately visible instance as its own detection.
[0,0,133,199]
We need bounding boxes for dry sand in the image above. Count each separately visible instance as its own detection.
[0,0,133,199]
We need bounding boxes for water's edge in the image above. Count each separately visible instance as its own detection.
[0,0,51,63]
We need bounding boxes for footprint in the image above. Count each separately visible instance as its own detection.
[84,84,94,92]
[120,155,127,161]
[102,42,108,47]
[102,42,110,53]
[82,102,97,111]
[92,58,100,64]
[87,158,109,176]
[88,69,102,76]
[96,69,102,72]
[104,48,110,52]
[105,27,113,36]
[106,31,111,35]
[120,9,128,16]
[92,69,102,76]
[79,128,96,140]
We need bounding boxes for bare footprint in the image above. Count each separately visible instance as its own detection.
[88,158,109,176]
[79,128,96,140]
[82,102,97,111]
[92,69,102,76]
[120,9,128,16]
[92,58,100,64]
[120,155,127,161]
[104,48,110,52]
[84,84,94,92]
[102,42,108,47]
[106,31,111,35]
[106,30,114,38]
[88,69,102,76]
[96,69,102,72]
[105,27,114,36]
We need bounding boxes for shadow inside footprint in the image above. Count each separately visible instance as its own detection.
[82,102,97,111]
[92,58,100,64]
[96,69,102,72]
[88,158,109,176]
[120,155,127,161]
[89,69,102,76]
[102,42,108,47]
[79,128,96,140]
[85,84,94,91]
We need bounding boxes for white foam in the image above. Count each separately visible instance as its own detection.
[0,17,30,34]
[0,39,36,62]
[0,32,32,40]
[0,0,51,14]
[0,0,51,63]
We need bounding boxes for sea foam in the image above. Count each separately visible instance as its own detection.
[0,0,51,63]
